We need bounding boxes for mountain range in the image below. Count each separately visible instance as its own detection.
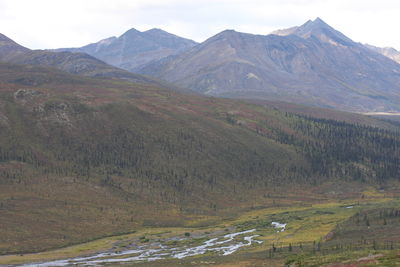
[0,33,167,87]
[52,28,197,72]
[3,18,400,113]
[2,17,400,263]
[136,18,400,112]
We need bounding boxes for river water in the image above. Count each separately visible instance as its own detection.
[18,229,263,266]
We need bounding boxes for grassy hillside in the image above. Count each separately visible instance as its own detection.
[1,62,400,256]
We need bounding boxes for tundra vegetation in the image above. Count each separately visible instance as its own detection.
[0,62,400,266]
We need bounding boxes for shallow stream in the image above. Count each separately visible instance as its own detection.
[19,229,263,266]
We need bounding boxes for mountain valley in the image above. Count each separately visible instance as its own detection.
[1,17,400,266]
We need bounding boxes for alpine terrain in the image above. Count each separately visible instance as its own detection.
[365,43,400,64]
[137,18,400,113]
[1,17,400,267]
[0,33,168,87]
[53,28,198,72]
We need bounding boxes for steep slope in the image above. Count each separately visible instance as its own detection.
[138,18,400,113]
[1,61,400,253]
[53,28,197,71]
[365,44,400,64]
[0,33,169,87]
[0,33,29,60]
[273,17,354,46]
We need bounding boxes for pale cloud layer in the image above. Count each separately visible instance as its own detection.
[0,0,399,50]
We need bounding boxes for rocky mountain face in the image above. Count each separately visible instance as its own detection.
[365,44,400,64]
[137,18,400,112]
[53,28,197,72]
[0,33,166,86]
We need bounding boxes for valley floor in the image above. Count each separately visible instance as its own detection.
[2,186,400,266]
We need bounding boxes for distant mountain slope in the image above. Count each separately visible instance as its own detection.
[0,33,29,60]
[0,33,170,87]
[365,44,400,64]
[272,18,354,45]
[53,28,197,72]
[137,18,400,112]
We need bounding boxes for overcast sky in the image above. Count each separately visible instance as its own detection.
[1,0,399,50]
